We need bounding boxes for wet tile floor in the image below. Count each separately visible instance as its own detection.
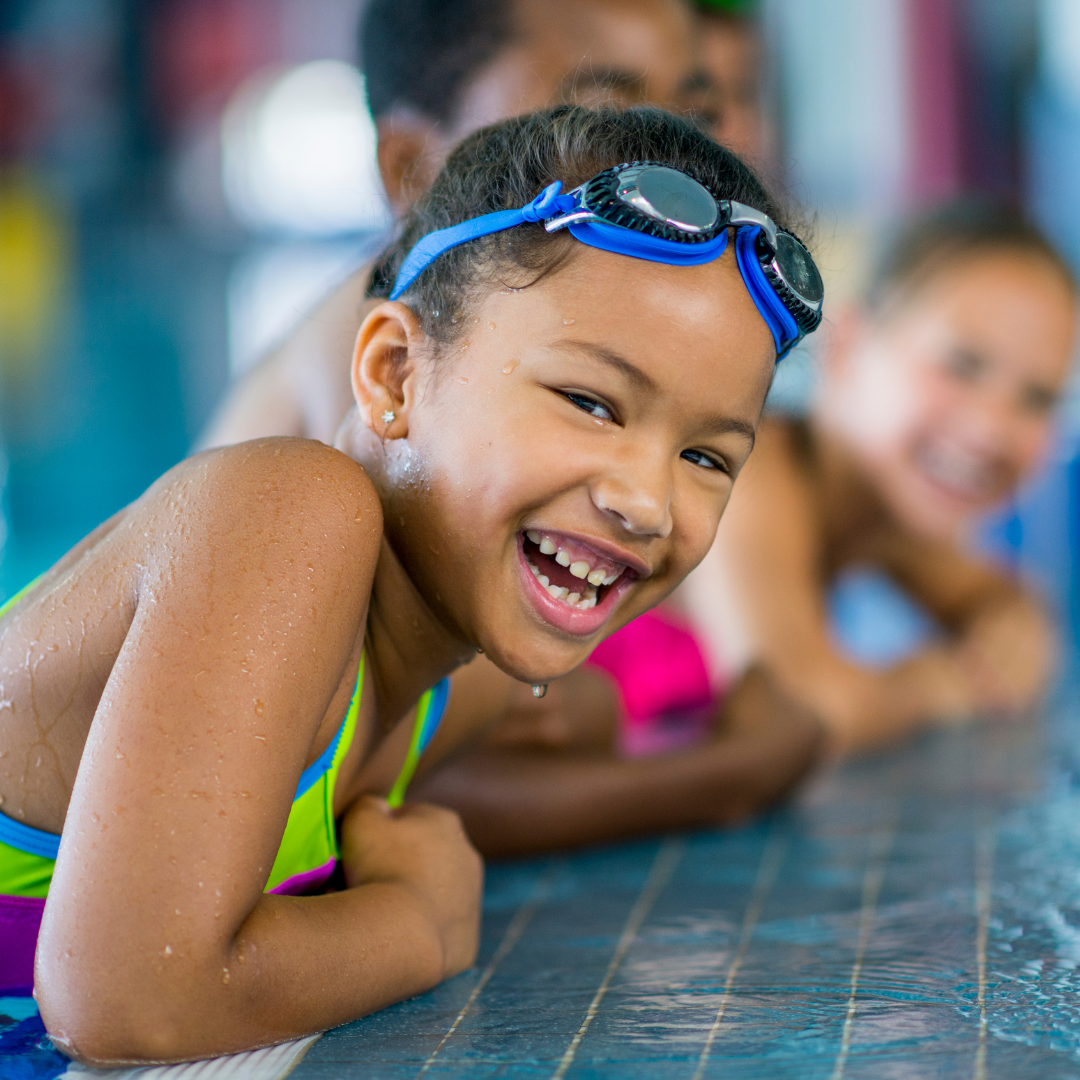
[8,682,1080,1078]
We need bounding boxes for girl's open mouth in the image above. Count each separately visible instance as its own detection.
[517,528,639,635]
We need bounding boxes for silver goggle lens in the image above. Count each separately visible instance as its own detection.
[616,165,719,233]
[774,232,824,306]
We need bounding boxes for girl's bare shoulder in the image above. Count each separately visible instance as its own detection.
[137,438,384,589]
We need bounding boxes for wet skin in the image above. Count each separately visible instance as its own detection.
[678,250,1079,752]
[0,243,774,1062]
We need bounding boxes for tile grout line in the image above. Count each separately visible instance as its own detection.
[550,836,684,1080]
[690,823,788,1080]
[974,823,996,1080]
[829,814,898,1080]
[415,862,558,1078]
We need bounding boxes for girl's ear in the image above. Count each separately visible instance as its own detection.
[352,301,426,440]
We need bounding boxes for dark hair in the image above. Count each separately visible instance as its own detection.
[369,105,792,344]
[360,0,513,126]
[866,197,1077,313]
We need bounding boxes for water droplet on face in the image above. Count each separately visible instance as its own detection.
[502,359,520,375]
[163,944,173,956]
[222,968,231,984]
[459,375,469,383]
[460,342,470,353]
[563,318,576,325]
[254,700,264,717]
[487,322,496,330]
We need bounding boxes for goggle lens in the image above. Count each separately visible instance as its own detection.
[774,232,824,305]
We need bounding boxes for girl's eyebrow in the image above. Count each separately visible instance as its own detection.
[553,339,658,393]
[550,339,756,443]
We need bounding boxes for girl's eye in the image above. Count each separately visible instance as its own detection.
[681,448,728,474]
[565,392,615,421]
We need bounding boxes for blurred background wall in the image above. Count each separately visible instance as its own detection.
[0,0,1078,634]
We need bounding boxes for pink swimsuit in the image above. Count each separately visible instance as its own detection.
[586,608,720,755]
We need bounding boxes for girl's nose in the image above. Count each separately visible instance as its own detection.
[590,458,674,539]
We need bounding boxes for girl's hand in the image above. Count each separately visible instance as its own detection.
[339,796,483,979]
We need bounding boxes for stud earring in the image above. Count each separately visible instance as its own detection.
[381,410,395,426]
[531,684,548,699]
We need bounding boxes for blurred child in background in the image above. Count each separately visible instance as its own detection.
[199,0,699,449]
[675,201,1078,754]
[692,0,770,167]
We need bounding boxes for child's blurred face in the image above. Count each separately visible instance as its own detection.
[693,14,767,166]
[370,247,775,685]
[378,0,696,211]
[449,0,695,136]
[823,252,1077,540]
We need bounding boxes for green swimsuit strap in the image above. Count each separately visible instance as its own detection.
[387,678,452,808]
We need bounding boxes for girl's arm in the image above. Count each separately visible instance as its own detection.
[876,533,1056,715]
[411,664,823,858]
[677,428,984,754]
[33,443,480,1066]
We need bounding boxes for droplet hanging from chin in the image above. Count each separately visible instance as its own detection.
[531,684,548,699]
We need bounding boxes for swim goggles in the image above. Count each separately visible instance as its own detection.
[389,162,823,359]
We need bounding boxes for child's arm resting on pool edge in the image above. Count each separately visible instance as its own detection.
[411,665,824,858]
[32,443,481,1066]
[691,427,1054,754]
[878,532,1057,716]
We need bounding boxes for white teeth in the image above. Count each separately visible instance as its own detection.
[529,562,539,576]
[526,530,541,544]
[578,597,596,610]
[587,569,606,587]
[547,583,568,600]
[602,573,619,586]
[539,537,557,555]
[567,592,581,605]
[569,560,590,580]
[554,550,571,567]
[538,574,550,587]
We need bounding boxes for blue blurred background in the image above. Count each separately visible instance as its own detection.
[1,0,1079,652]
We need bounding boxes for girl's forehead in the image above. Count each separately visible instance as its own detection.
[473,246,776,403]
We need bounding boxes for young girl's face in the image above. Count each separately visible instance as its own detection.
[822,251,1077,540]
[360,245,775,684]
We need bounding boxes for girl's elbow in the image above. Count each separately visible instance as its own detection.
[36,956,210,1066]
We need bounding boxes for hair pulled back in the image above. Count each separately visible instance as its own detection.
[369,105,791,344]
[866,197,1077,314]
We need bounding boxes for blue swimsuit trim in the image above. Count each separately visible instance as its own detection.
[294,717,347,802]
[417,678,451,756]
[0,810,60,860]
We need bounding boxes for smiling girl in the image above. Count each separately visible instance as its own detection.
[0,105,821,1064]
[677,200,1077,753]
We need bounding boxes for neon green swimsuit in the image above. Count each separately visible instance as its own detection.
[0,580,451,993]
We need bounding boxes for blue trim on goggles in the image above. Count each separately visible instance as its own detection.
[389,180,800,357]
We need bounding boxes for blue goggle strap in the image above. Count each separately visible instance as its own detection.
[734,225,800,357]
[389,182,800,357]
[389,181,575,300]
